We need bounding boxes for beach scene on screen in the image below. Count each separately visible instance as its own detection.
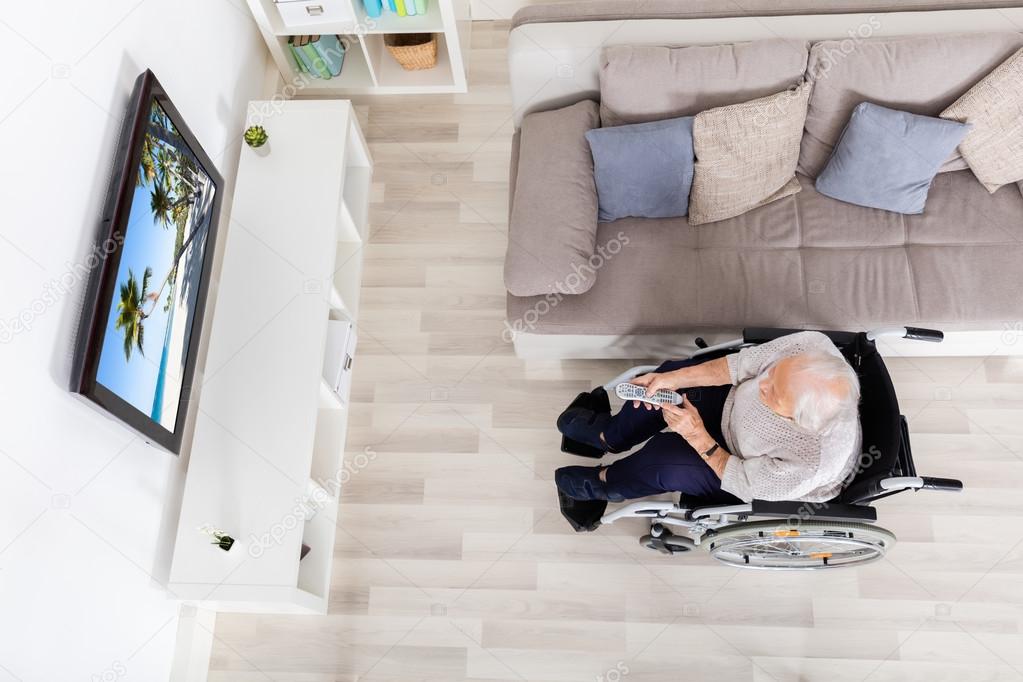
[96,99,216,430]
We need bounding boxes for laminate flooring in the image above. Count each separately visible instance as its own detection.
[209,21,1023,682]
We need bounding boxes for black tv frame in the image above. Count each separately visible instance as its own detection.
[71,70,223,454]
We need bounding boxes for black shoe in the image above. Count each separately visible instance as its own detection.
[555,465,610,501]
[557,389,611,458]
[587,386,611,414]
[556,388,610,425]
[553,465,622,501]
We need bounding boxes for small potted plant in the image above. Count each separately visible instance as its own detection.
[244,125,270,156]
[198,524,235,552]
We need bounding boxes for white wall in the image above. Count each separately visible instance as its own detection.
[0,1,265,680]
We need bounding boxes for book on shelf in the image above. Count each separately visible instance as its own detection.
[377,0,426,17]
[302,36,332,78]
[289,35,311,74]
[363,0,382,18]
[288,35,346,79]
[312,34,345,77]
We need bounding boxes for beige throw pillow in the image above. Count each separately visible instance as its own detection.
[941,47,1023,193]
[689,82,811,226]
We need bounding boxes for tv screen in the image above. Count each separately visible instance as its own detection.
[72,70,223,454]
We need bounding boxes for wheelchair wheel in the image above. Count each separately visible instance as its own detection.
[705,520,895,570]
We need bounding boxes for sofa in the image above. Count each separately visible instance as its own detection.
[504,1,1023,358]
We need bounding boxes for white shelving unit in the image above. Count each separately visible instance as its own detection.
[168,100,370,614]
[246,0,470,95]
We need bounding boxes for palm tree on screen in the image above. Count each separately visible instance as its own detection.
[115,266,153,361]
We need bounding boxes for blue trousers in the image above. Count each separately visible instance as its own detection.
[601,358,740,503]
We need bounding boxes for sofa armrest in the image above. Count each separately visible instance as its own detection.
[505,100,600,297]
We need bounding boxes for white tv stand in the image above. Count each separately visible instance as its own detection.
[168,100,370,614]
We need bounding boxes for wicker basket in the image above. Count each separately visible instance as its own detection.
[384,33,437,70]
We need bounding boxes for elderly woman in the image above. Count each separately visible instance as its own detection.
[555,331,861,505]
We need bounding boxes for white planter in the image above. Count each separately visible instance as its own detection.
[248,141,270,157]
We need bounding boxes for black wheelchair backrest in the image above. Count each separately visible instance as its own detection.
[835,334,904,504]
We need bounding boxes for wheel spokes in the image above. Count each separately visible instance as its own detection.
[710,530,886,569]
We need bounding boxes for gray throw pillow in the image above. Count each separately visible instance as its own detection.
[815,102,971,214]
[585,117,695,222]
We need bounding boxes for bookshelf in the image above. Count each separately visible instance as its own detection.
[246,0,470,95]
[167,100,370,615]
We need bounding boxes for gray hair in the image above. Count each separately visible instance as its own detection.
[785,352,860,432]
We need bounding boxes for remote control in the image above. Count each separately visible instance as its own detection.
[615,383,683,406]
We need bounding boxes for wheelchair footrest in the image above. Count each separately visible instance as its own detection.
[557,490,606,532]
[560,434,605,459]
[750,499,877,523]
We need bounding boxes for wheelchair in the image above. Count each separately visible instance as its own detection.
[569,326,964,570]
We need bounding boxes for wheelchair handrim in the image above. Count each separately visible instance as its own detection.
[705,520,895,570]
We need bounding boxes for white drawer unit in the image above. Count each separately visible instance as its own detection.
[274,0,354,28]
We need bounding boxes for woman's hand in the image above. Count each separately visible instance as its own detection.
[629,371,683,410]
[661,398,714,450]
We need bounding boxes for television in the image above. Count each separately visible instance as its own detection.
[72,70,223,454]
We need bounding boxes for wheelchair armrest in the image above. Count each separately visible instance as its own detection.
[749,499,877,523]
[878,476,964,493]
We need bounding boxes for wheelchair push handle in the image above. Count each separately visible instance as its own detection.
[866,326,944,343]
[903,327,945,342]
[919,477,963,492]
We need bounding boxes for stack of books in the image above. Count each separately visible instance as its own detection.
[288,35,345,79]
[364,0,428,17]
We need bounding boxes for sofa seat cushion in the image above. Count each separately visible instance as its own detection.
[908,170,1023,244]
[599,39,809,127]
[506,171,1023,335]
[799,31,1023,179]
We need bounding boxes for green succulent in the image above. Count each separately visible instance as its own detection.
[244,125,269,148]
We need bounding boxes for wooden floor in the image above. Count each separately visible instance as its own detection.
[209,21,1023,682]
